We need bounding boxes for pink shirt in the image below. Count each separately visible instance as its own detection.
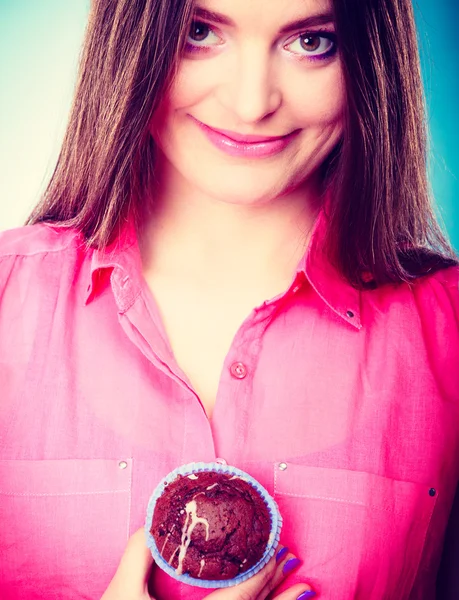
[1,211,458,600]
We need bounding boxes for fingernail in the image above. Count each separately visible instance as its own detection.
[276,547,289,563]
[282,557,301,575]
[297,592,317,599]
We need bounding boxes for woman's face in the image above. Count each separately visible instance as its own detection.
[151,0,345,206]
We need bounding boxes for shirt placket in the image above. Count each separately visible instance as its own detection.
[111,267,217,458]
[209,302,278,467]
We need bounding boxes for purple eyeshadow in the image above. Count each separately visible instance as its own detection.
[184,43,210,54]
[307,44,338,62]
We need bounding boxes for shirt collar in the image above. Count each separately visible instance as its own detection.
[85,219,143,311]
[85,208,362,328]
[297,208,362,330]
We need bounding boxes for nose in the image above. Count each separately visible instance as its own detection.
[218,44,282,124]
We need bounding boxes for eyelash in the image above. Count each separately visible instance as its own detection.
[285,30,337,62]
[184,22,338,63]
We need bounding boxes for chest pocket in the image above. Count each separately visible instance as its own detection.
[273,463,437,600]
[0,458,132,600]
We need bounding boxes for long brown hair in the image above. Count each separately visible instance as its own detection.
[28,0,458,287]
[28,0,194,241]
[326,0,458,285]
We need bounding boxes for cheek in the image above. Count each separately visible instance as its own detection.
[284,63,346,126]
[166,61,217,110]
[149,63,211,136]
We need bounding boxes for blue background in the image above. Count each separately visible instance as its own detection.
[0,1,457,249]
[416,1,458,250]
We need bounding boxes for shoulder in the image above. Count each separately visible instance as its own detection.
[364,264,459,322]
[417,263,459,289]
[407,266,459,399]
[410,265,459,318]
[0,224,91,299]
[363,266,459,399]
[368,265,459,319]
[385,265,459,338]
[0,223,82,259]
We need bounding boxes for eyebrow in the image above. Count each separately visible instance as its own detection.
[279,13,335,34]
[193,7,335,33]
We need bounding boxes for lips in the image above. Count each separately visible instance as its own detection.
[191,116,295,142]
[190,116,299,159]
[201,125,292,144]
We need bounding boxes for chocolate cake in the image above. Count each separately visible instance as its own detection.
[150,470,272,581]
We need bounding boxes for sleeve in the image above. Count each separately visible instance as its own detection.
[436,480,459,599]
[0,253,20,300]
[0,226,40,302]
[413,265,459,405]
[442,265,459,326]
[418,267,459,598]
[0,252,26,408]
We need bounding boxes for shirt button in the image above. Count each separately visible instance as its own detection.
[118,461,128,470]
[230,362,247,379]
[429,488,436,497]
[346,310,355,318]
[215,458,227,465]
[278,462,288,471]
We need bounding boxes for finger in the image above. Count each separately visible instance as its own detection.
[256,546,304,600]
[101,528,154,599]
[204,551,279,600]
[271,584,316,600]
[116,529,154,586]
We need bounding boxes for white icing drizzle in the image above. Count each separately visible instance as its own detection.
[206,483,218,490]
[187,474,199,479]
[229,475,248,481]
[168,546,179,565]
[175,498,210,576]
[160,532,171,554]
[198,558,206,578]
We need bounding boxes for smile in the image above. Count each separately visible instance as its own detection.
[190,116,300,158]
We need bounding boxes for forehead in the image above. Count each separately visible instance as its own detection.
[192,0,335,30]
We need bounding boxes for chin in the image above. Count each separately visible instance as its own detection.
[198,179,289,206]
[189,165,294,203]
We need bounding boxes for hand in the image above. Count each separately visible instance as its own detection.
[100,528,316,600]
[101,529,152,600]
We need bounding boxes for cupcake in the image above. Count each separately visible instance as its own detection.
[145,462,282,588]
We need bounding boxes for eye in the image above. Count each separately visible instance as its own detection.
[285,32,337,59]
[187,21,221,48]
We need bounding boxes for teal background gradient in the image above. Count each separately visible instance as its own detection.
[0,1,457,249]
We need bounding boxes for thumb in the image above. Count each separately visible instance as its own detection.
[101,528,154,599]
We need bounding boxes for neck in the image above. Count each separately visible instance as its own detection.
[140,168,322,287]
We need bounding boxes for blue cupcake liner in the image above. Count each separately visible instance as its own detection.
[145,462,282,589]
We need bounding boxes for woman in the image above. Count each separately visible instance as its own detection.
[0,0,458,598]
